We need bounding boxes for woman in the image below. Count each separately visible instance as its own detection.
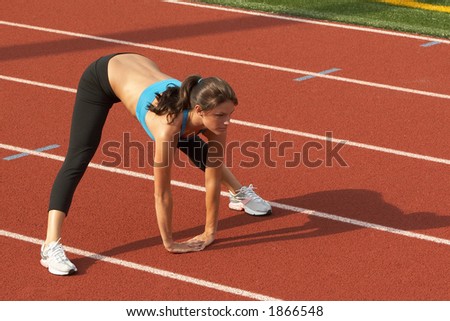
[40,53,271,276]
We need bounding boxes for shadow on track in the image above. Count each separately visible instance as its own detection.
[72,189,449,273]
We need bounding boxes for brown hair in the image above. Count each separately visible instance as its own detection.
[148,75,238,123]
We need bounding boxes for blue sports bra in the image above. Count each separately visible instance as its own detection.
[135,79,187,140]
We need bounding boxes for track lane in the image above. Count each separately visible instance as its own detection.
[1,151,450,300]
[2,0,450,301]
[2,40,450,161]
[0,236,256,301]
[1,0,449,95]
[2,92,450,300]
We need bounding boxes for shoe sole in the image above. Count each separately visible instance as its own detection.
[40,259,77,276]
[229,203,272,216]
[244,208,272,216]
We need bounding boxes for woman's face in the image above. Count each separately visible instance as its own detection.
[200,100,235,135]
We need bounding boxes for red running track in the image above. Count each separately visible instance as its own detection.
[1,0,450,301]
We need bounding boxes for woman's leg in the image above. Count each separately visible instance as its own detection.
[41,79,112,275]
[177,135,241,191]
[45,55,120,245]
[45,97,111,244]
[45,210,66,244]
[177,135,271,215]
[42,55,121,275]
[220,166,242,192]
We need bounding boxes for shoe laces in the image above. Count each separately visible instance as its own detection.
[240,184,264,202]
[47,239,69,263]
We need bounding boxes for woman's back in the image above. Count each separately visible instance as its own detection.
[108,53,172,116]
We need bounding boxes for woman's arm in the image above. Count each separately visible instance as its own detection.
[153,135,174,249]
[189,130,227,248]
[153,133,203,253]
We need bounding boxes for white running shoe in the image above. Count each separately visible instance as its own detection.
[40,239,77,276]
[229,184,272,216]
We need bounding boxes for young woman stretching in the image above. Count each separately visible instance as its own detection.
[41,53,271,276]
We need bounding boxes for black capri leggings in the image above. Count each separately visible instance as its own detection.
[48,54,208,215]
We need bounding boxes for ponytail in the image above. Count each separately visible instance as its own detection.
[147,86,180,122]
[147,74,237,124]
[177,75,202,112]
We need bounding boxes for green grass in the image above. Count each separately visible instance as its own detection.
[197,0,450,38]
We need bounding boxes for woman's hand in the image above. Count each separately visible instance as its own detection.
[164,240,204,253]
[187,232,215,249]
[164,232,215,253]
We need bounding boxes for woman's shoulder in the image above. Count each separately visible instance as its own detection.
[151,112,184,141]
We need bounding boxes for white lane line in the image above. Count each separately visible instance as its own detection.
[2,75,450,166]
[163,0,450,44]
[2,142,450,248]
[0,229,280,301]
[1,20,450,100]
[0,75,77,93]
[231,119,450,166]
